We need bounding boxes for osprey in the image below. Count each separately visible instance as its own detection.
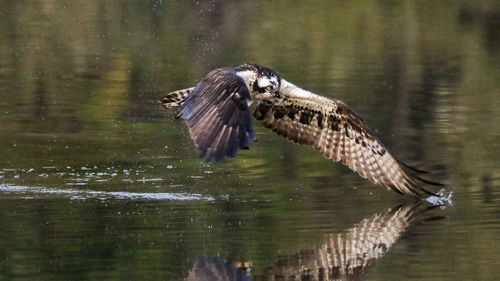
[159,63,443,198]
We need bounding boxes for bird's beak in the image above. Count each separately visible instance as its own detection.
[273,90,281,98]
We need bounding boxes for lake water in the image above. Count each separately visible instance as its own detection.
[0,1,499,280]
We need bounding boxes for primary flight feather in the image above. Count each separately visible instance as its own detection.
[159,63,443,198]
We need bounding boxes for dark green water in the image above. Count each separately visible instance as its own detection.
[0,1,499,280]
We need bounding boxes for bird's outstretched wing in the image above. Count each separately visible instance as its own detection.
[254,80,438,197]
[180,68,256,162]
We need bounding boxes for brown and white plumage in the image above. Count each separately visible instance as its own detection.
[159,87,194,110]
[160,63,443,198]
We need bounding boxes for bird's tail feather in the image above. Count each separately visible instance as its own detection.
[159,87,194,110]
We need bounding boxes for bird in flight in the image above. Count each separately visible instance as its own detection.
[159,63,443,198]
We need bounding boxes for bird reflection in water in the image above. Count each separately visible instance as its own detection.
[187,256,253,281]
[186,203,443,281]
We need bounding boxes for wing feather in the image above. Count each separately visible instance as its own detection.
[253,80,437,197]
[180,68,256,162]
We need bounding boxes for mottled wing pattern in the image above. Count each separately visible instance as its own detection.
[180,68,256,162]
[263,204,420,280]
[254,89,434,197]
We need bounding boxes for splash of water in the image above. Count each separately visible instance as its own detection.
[0,184,214,201]
[426,188,453,207]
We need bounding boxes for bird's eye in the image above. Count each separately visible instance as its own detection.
[266,86,272,91]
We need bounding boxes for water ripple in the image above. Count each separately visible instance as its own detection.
[0,184,214,201]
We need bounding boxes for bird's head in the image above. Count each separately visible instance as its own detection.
[235,63,282,101]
